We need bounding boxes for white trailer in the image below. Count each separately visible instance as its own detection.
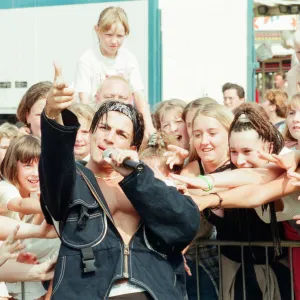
[4,0,290,117]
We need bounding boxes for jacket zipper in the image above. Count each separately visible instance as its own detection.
[123,245,130,278]
[123,223,142,278]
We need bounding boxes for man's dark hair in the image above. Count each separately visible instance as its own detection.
[222,82,245,99]
[90,100,144,150]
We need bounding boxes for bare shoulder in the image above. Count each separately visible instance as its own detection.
[180,160,200,177]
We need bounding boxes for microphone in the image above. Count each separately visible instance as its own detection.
[103,148,144,172]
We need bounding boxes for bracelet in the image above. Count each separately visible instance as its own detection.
[210,192,223,210]
[206,174,215,188]
[197,175,213,192]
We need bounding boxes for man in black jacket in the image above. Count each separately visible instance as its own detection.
[39,64,200,300]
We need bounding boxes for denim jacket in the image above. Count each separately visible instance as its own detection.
[39,110,200,300]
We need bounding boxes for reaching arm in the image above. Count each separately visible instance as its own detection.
[39,110,79,221]
[210,164,284,187]
[172,164,285,190]
[39,64,77,221]
[0,256,56,282]
[0,217,57,240]
[191,167,300,211]
[7,197,42,215]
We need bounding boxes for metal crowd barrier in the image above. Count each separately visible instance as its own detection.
[195,240,300,300]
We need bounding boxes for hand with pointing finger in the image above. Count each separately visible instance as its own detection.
[258,150,300,173]
[163,144,189,170]
[45,62,74,119]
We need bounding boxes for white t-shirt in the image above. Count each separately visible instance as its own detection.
[74,44,144,100]
[0,281,9,298]
[0,180,23,220]
[109,281,145,297]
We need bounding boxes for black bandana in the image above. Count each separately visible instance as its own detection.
[107,103,133,121]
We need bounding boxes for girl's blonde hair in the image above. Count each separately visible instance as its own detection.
[182,97,217,121]
[97,7,130,35]
[68,103,95,129]
[189,103,234,161]
[0,123,19,141]
[0,135,40,189]
[283,93,300,142]
[153,99,186,130]
[193,103,233,132]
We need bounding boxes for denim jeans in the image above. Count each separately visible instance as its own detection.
[186,259,218,300]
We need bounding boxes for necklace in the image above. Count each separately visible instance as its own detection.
[201,159,230,174]
[94,174,121,181]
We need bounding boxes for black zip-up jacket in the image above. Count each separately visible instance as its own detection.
[39,109,200,300]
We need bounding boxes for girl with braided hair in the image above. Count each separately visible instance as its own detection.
[229,103,284,168]
[211,103,290,299]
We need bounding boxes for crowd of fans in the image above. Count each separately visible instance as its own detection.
[1,5,300,300]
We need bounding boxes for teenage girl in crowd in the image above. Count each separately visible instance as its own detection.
[181,103,233,300]
[204,104,290,299]
[261,89,287,132]
[0,123,21,299]
[17,81,52,138]
[75,6,155,136]
[153,99,189,151]
[162,97,218,169]
[0,135,59,300]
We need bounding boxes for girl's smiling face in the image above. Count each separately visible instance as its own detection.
[230,129,271,168]
[17,159,39,196]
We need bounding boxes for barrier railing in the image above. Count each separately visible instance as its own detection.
[195,240,300,300]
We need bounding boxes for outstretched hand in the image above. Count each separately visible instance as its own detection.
[163,145,189,169]
[0,225,25,267]
[45,62,74,119]
[170,173,210,190]
[258,150,299,172]
[30,255,57,281]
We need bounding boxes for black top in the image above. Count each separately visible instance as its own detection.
[199,160,285,264]
[206,208,285,264]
